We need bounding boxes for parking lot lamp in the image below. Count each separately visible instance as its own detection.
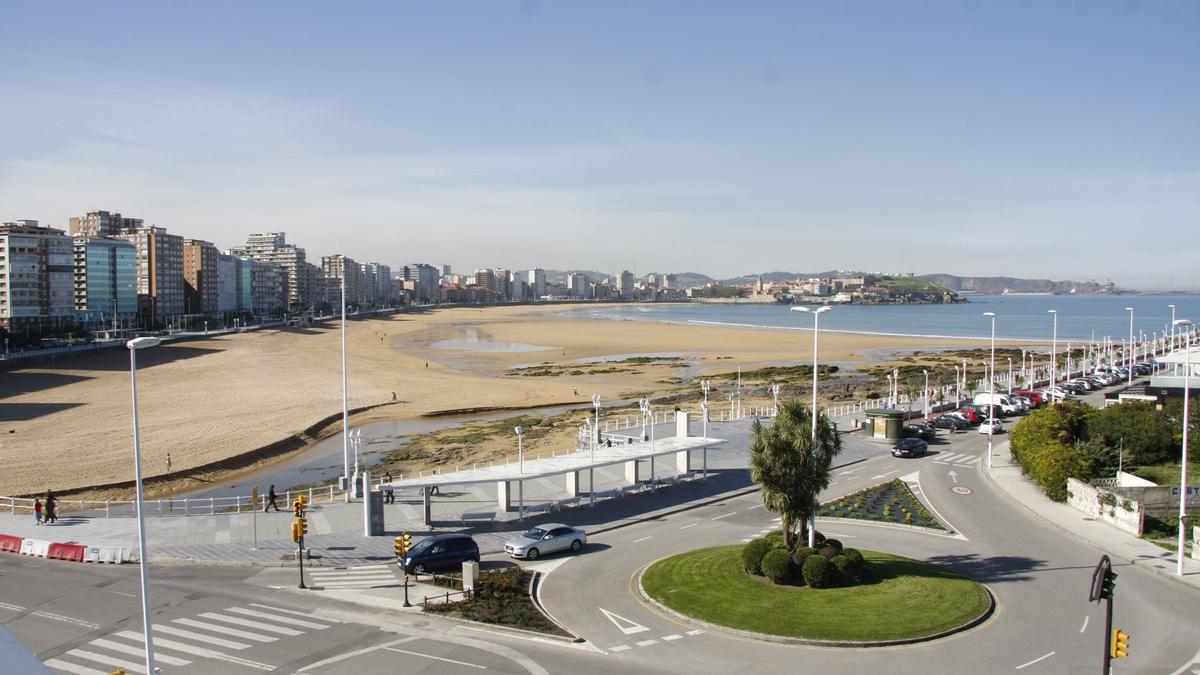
[984,312,996,469]
[791,305,831,547]
[1125,307,1135,386]
[1048,310,1058,397]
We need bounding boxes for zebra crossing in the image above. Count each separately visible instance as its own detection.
[42,602,339,674]
[930,452,980,468]
[307,563,399,589]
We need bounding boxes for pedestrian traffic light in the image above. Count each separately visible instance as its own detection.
[291,522,301,543]
[1111,629,1129,659]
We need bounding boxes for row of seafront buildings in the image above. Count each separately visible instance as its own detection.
[0,211,421,343]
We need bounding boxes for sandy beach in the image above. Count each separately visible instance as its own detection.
[0,304,984,497]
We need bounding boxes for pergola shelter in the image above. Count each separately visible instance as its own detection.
[380,412,725,526]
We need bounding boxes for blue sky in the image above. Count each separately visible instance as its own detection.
[2,1,1197,287]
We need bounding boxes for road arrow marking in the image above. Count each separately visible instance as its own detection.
[948,470,958,484]
[599,608,649,635]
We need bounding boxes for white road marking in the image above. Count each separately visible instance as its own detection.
[598,607,649,635]
[820,532,857,539]
[115,631,276,671]
[0,601,24,612]
[155,624,250,650]
[249,602,342,622]
[633,536,653,544]
[661,634,682,641]
[678,523,697,530]
[1079,615,1089,633]
[869,471,897,480]
[295,637,418,672]
[198,612,304,635]
[90,638,191,666]
[1015,651,1056,670]
[932,460,951,465]
[747,504,764,510]
[63,649,145,673]
[225,606,332,629]
[32,611,99,629]
[636,639,658,647]
[384,646,487,669]
[711,512,736,520]
[948,470,959,484]
[44,658,108,675]
[685,629,704,636]
[609,645,631,652]
[837,468,861,476]
[173,617,278,642]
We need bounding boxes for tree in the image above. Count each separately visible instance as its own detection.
[750,400,842,550]
[1086,401,1176,466]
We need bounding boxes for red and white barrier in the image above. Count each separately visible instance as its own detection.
[0,534,21,553]
[2,533,125,564]
[47,542,86,562]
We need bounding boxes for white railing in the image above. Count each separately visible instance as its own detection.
[0,484,348,519]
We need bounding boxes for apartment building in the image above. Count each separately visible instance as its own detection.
[231,232,310,311]
[0,221,75,334]
[73,235,138,329]
[183,239,220,314]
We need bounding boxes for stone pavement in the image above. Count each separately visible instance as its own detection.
[0,418,891,567]
[985,437,1200,590]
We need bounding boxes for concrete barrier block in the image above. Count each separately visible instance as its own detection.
[0,534,23,553]
[47,542,85,562]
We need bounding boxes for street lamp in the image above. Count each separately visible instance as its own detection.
[1169,304,1177,352]
[341,270,351,502]
[639,398,655,452]
[1174,319,1193,577]
[592,394,601,462]
[1126,307,1135,386]
[1048,309,1058,399]
[701,380,711,438]
[984,312,996,469]
[351,429,363,493]
[127,336,162,675]
[791,305,831,547]
[954,365,961,407]
[1007,357,1013,395]
[922,369,929,419]
[770,383,781,416]
[514,425,525,521]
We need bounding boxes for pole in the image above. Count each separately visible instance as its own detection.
[1127,307,1135,386]
[341,268,350,502]
[923,370,929,419]
[298,527,306,589]
[985,312,996,469]
[1103,585,1113,675]
[1049,310,1058,400]
[1179,322,1192,577]
[129,348,157,675]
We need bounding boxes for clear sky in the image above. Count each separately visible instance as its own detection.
[2,1,1197,287]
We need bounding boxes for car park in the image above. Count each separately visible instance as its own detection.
[952,408,981,424]
[978,418,1004,435]
[1013,390,1044,406]
[504,523,587,560]
[892,437,929,458]
[399,533,480,574]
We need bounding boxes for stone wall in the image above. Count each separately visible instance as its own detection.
[1066,478,1145,537]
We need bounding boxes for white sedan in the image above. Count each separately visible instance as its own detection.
[504,523,587,560]
[978,418,1004,435]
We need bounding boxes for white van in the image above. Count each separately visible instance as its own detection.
[973,392,1018,415]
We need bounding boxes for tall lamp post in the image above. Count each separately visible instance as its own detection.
[1007,358,1013,395]
[514,425,525,520]
[1169,304,1177,352]
[922,369,929,419]
[701,380,710,438]
[1126,307,1135,386]
[984,312,996,469]
[791,305,831,547]
[1048,309,1059,399]
[127,336,162,675]
[953,365,961,408]
[592,394,601,462]
[1174,319,1193,577]
[341,269,351,502]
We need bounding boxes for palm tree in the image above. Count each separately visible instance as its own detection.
[750,399,842,550]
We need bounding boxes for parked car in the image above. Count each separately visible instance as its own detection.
[399,533,480,574]
[892,437,929,458]
[973,393,1019,415]
[1013,390,1044,406]
[504,523,587,560]
[934,415,969,430]
[904,423,937,441]
[978,418,1004,435]
[953,408,982,424]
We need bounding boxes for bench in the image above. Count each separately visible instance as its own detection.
[557,497,582,510]
[460,510,496,526]
[592,488,624,502]
[523,502,558,517]
[679,471,705,483]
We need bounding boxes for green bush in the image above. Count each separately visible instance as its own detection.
[763,529,786,549]
[791,546,817,567]
[818,545,839,559]
[842,548,865,579]
[761,549,794,584]
[742,539,772,576]
[802,554,835,588]
[824,539,843,553]
[830,554,854,582]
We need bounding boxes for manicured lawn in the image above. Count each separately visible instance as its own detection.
[1132,463,1199,487]
[642,546,990,642]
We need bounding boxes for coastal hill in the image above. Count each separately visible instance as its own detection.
[919,274,1116,295]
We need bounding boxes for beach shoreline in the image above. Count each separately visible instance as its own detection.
[0,303,990,498]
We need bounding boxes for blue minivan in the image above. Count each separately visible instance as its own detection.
[399,534,480,574]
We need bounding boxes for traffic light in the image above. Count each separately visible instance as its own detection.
[1100,569,1117,599]
[291,521,301,543]
[395,532,412,558]
[1111,629,1129,659]
[297,516,308,537]
[394,537,405,557]
[402,532,412,553]
[292,499,303,516]
[298,494,308,509]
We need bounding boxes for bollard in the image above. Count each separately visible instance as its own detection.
[105,500,110,518]
[308,487,314,504]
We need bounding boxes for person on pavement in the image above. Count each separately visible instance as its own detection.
[265,485,280,512]
[34,498,43,526]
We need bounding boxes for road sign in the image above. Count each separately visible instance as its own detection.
[952,486,972,495]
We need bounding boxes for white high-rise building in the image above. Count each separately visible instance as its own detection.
[1,221,76,334]
[528,268,546,298]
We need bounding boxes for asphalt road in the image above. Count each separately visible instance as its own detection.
[538,426,1200,674]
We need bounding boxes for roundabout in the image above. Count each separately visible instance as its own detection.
[639,545,993,645]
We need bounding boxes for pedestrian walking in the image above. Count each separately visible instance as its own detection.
[34,498,43,525]
[44,490,57,524]
[265,485,279,512]
[166,452,172,474]
[383,472,394,504]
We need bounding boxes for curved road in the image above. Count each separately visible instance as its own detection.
[537,429,1199,673]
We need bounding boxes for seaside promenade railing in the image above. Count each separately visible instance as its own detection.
[1,342,1168,520]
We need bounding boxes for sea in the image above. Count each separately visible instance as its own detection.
[560,295,1200,343]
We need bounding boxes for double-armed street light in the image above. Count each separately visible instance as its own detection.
[1173,319,1193,577]
[127,336,163,675]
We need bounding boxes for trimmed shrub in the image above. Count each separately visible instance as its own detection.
[741,538,772,576]
[823,539,843,553]
[818,545,838,559]
[802,553,835,588]
[761,549,794,584]
[810,530,826,548]
[791,546,818,567]
[830,554,854,582]
[841,548,866,580]
[763,529,786,549]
